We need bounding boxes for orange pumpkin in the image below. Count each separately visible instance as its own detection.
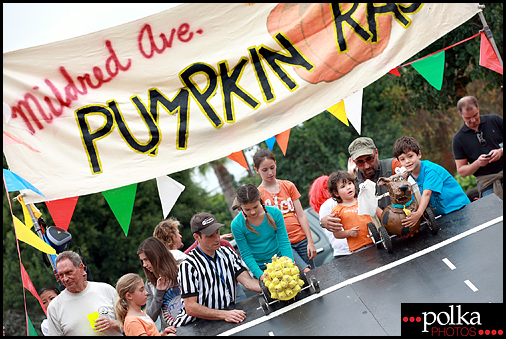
[266,3,392,84]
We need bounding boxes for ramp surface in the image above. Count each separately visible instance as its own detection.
[175,194,503,336]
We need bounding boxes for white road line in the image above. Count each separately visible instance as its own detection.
[442,258,457,270]
[268,331,275,336]
[464,280,479,292]
[218,216,502,336]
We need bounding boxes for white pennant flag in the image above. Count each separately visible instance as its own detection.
[156,175,185,219]
[344,88,363,135]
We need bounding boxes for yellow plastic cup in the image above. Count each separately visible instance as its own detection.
[87,312,100,331]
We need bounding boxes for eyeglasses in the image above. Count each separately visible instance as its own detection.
[355,155,376,166]
[476,131,486,146]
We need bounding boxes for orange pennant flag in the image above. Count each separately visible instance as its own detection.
[20,262,47,315]
[227,151,249,170]
[45,197,79,231]
[275,129,291,156]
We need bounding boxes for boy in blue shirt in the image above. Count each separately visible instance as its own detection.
[393,136,470,230]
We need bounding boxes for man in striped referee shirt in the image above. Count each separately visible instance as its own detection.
[174,212,262,327]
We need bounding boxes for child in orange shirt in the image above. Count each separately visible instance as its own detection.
[254,148,317,272]
[327,171,373,252]
[115,273,177,336]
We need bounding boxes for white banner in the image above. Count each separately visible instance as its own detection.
[3,3,480,203]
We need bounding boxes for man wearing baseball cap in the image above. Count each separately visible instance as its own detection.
[321,137,402,234]
[173,212,261,327]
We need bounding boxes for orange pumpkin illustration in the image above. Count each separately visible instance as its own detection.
[266,3,392,84]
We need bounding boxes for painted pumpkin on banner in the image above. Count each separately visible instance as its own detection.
[267,3,392,84]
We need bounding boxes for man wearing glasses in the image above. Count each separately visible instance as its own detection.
[452,96,503,199]
[321,137,402,233]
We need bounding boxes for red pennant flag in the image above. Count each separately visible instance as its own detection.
[227,151,249,170]
[480,33,503,75]
[3,131,41,153]
[45,197,79,231]
[20,262,47,316]
[388,68,401,77]
[275,129,291,156]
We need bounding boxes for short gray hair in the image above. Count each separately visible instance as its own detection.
[55,251,82,268]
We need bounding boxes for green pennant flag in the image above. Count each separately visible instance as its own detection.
[411,50,445,90]
[27,314,38,336]
[102,183,138,236]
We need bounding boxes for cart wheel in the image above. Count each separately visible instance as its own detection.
[423,205,439,235]
[259,296,270,315]
[378,226,393,253]
[296,264,309,287]
[259,279,274,303]
[310,276,320,294]
[367,222,382,248]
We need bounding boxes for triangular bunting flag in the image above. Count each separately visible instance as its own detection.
[45,197,79,231]
[20,262,47,316]
[265,136,276,151]
[389,68,401,76]
[27,314,38,336]
[275,129,291,156]
[3,131,41,153]
[3,169,45,197]
[13,216,56,255]
[19,196,35,229]
[344,89,364,135]
[411,50,445,90]
[156,176,185,219]
[102,183,137,236]
[327,100,349,126]
[480,32,503,75]
[17,195,42,230]
[227,151,249,170]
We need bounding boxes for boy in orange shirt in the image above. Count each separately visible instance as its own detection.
[328,171,373,252]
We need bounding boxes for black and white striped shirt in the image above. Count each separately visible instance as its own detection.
[173,246,247,327]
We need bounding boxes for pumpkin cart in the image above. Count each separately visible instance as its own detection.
[258,256,320,315]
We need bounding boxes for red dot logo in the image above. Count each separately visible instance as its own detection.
[416,317,421,322]
[403,317,409,322]
[410,317,415,322]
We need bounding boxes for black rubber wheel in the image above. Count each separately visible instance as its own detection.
[259,296,270,315]
[310,276,320,294]
[259,279,274,303]
[367,222,382,248]
[296,263,309,287]
[423,205,439,235]
[379,226,393,253]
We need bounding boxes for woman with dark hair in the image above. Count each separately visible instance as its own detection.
[231,184,293,280]
[137,237,182,329]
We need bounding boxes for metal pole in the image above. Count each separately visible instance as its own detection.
[477,5,503,67]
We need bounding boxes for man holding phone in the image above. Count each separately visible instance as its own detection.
[452,96,503,199]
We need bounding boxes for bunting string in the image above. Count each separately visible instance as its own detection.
[396,31,483,69]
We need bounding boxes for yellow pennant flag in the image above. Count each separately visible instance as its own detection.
[17,195,42,229]
[13,216,56,255]
[327,100,349,126]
